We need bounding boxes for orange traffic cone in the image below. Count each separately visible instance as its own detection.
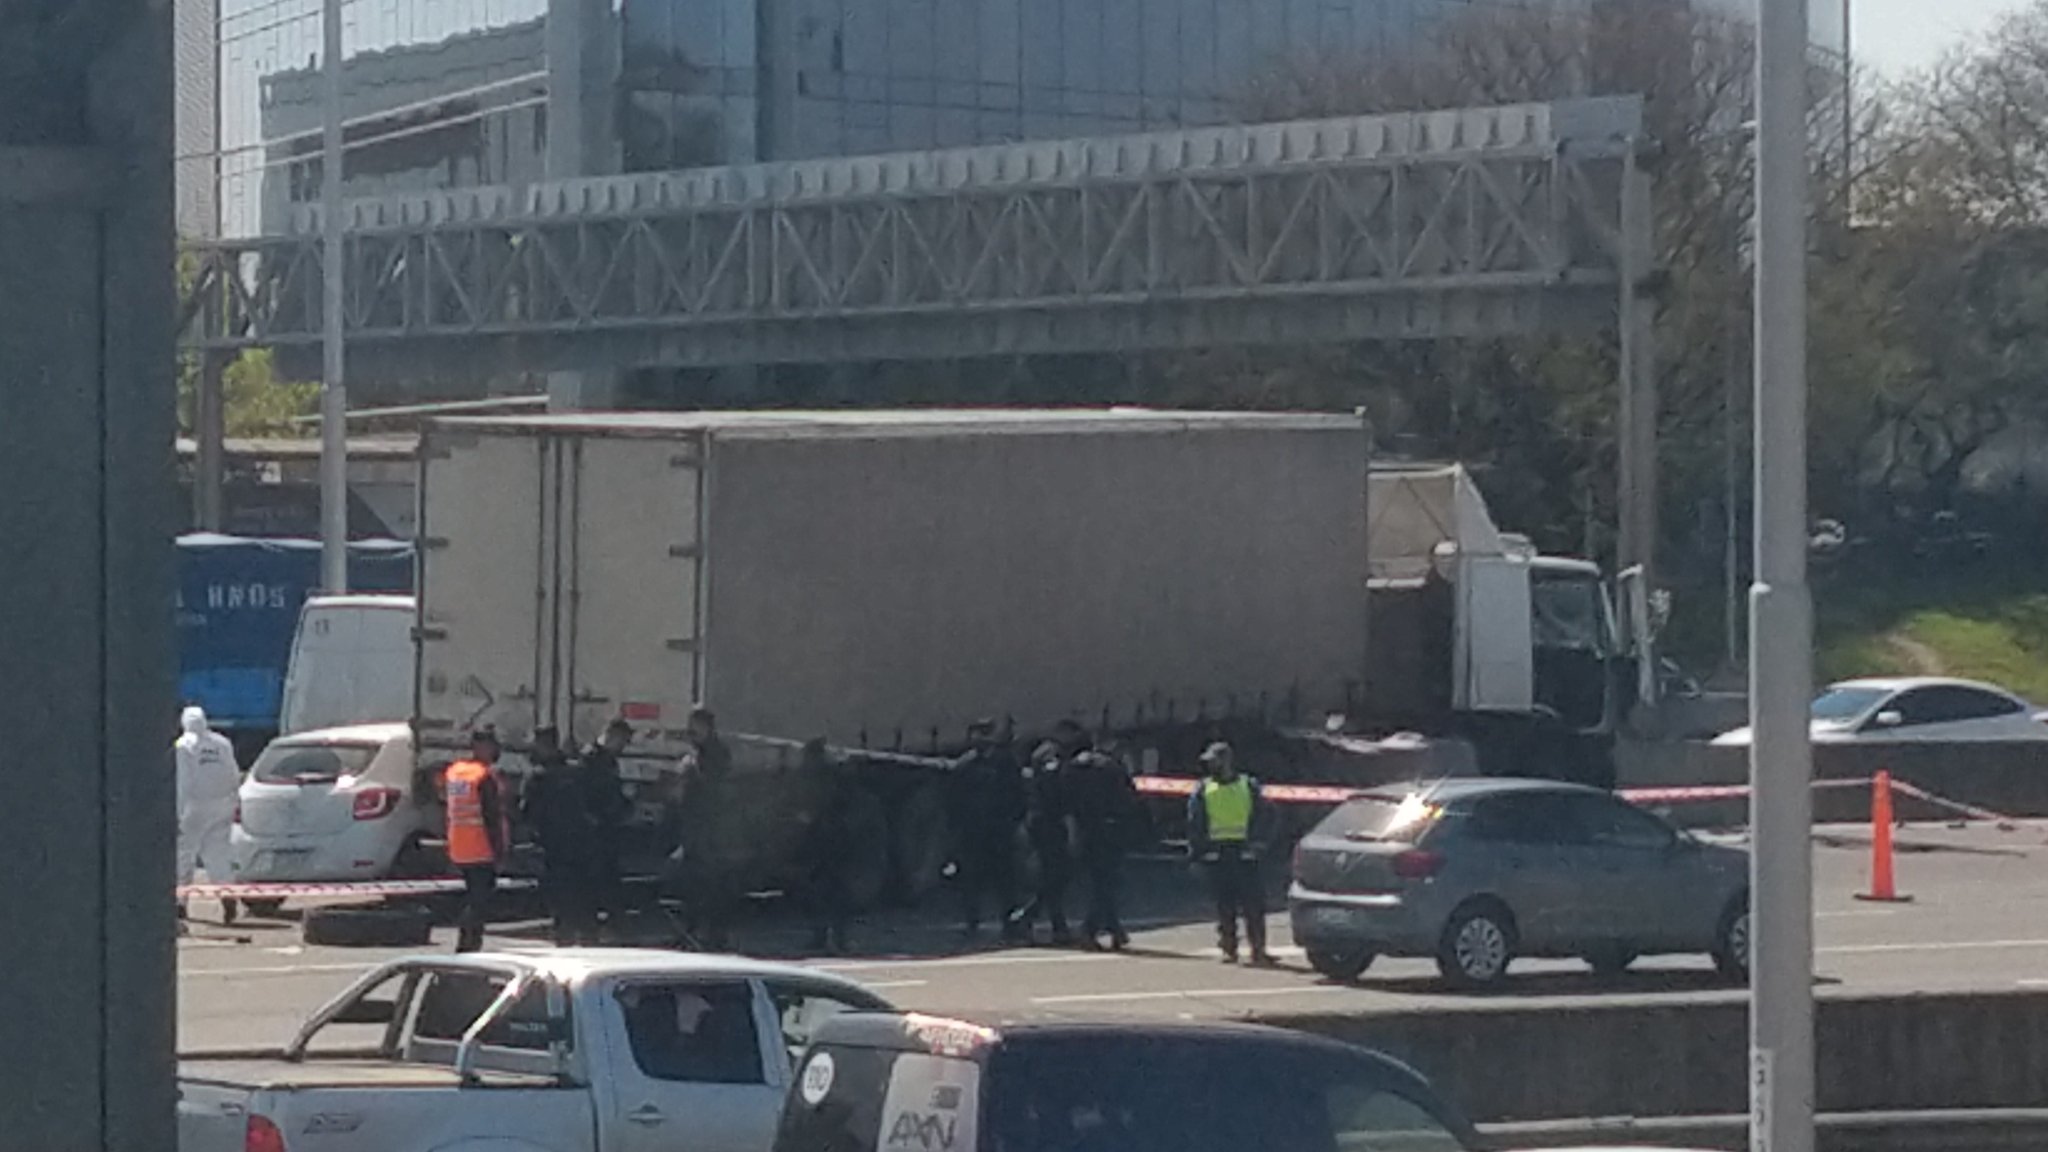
[1857,770,1912,903]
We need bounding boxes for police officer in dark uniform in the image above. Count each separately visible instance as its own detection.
[577,717,634,934]
[796,738,858,955]
[523,725,604,945]
[950,718,1026,941]
[673,705,739,951]
[1008,736,1074,945]
[1065,728,1139,952]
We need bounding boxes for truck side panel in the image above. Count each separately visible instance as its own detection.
[416,432,547,756]
[700,425,1368,747]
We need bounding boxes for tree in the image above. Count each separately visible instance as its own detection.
[176,244,319,439]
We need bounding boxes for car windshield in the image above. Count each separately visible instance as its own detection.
[250,742,380,786]
[1811,686,1889,724]
[776,1038,1471,1152]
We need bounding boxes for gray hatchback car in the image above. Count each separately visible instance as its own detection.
[1288,778,1750,987]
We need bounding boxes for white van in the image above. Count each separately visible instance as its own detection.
[278,595,415,736]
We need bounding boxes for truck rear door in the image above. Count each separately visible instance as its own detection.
[416,429,551,753]
[557,433,704,751]
[418,426,704,757]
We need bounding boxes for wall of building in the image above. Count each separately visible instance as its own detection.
[175,0,221,237]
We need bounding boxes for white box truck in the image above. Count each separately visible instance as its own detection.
[413,409,1373,902]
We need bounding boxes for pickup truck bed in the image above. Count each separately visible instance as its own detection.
[179,1053,558,1091]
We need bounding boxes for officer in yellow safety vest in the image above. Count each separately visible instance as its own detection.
[1186,741,1273,965]
[442,727,509,953]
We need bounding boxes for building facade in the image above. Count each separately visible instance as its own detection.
[209,0,1850,238]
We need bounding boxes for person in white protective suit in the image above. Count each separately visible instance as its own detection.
[176,705,243,925]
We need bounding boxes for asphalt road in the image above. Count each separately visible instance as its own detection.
[179,822,2048,1050]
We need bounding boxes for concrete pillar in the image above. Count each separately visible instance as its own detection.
[194,349,226,529]
[546,0,621,180]
[547,368,622,410]
[756,0,800,162]
[0,2,178,1148]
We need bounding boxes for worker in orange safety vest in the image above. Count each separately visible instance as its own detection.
[443,726,509,952]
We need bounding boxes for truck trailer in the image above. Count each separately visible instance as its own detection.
[409,409,1638,904]
[413,409,1370,901]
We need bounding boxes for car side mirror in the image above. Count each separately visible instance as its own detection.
[1871,710,1904,729]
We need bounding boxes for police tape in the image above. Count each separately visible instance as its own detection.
[176,877,538,901]
[1134,773,2020,823]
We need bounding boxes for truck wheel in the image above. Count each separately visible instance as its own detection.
[302,905,432,948]
[890,784,953,905]
[841,790,892,912]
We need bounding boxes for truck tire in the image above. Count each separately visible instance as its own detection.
[302,905,433,948]
[842,790,892,912]
[891,784,953,905]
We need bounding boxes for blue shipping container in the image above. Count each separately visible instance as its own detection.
[177,534,415,730]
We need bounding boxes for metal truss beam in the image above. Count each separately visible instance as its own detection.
[180,96,1645,381]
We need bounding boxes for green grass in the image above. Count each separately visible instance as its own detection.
[1814,571,2048,702]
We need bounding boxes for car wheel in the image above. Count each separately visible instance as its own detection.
[240,898,286,919]
[1584,945,1638,977]
[1306,945,1376,982]
[1713,896,1751,982]
[1437,902,1517,988]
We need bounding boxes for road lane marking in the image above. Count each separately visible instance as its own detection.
[1822,938,2048,955]
[1031,986,1353,1006]
[815,952,1124,973]
[180,962,379,978]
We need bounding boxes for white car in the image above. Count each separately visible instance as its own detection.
[232,722,437,890]
[1712,677,2048,747]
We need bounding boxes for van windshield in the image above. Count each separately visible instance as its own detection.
[777,1037,1470,1152]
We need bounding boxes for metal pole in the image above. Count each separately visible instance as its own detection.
[1751,0,1815,1150]
[1723,301,1740,674]
[319,0,349,592]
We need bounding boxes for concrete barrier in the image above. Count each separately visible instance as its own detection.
[1620,739,2048,826]
[1487,1109,2048,1151]
[1259,990,2048,1124]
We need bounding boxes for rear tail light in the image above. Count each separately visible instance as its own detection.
[245,1116,287,1152]
[352,787,402,821]
[1391,849,1445,880]
[232,801,242,826]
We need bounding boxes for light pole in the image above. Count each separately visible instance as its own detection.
[319,0,349,593]
[1751,3,1816,1152]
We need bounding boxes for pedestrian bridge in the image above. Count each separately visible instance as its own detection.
[179,96,1645,384]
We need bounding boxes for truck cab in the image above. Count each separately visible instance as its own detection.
[1363,466,1642,754]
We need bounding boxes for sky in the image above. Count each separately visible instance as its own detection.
[1852,0,2032,74]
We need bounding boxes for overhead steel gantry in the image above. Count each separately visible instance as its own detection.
[178,94,1657,580]
[180,95,1646,378]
